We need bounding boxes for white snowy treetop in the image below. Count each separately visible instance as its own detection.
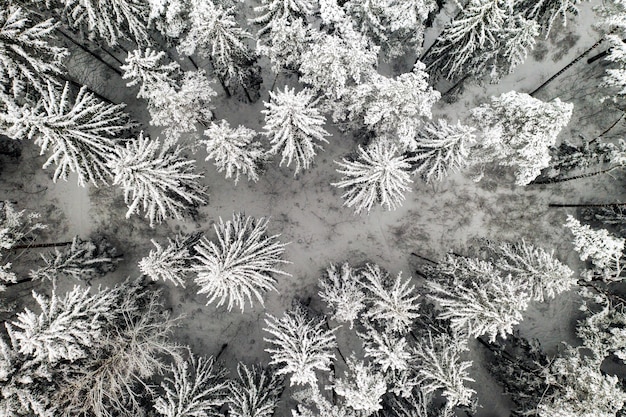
[565,215,625,280]
[360,263,420,333]
[410,119,476,182]
[487,239,577,301]
[29,236,117,282]
[123,51,216,142]
[262,86,331,175]
[60,0,149,46]
[250,0,316,35]
[139,235,196,287]
[471,91,574,185]
[154,354,229,417]
[147,70,217,142]
[345,0,437,59]
[0,201,46,251]
[318,263,366,328]
[227,363,284,417]
[108,132,207,227]
[178,0,252,80]
[359,326,412,372]
[484,16,539,82]
[263,305,337,386]
[596,1,626,101]
[6,82,131,187]
[121,49,180,99]
[333,357,387,415]
[536,348,626,417]
[520,0,583,35]
[193,213,290,312]
[55,283,180,417]
[333,141,413,214]
[9,286,117,364]
[427,255,530,342]
[428,0,510,81]
[201,120,264,184]
[0,201,46,291]
[256,17,311,73]
[346,63,440,150]
[291,386,357,417]
[413,333,475,409]
[577,304,626,362]
[148,0,188,38]
[0,6,68,97]
[299,29,378,100]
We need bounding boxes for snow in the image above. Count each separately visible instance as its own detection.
[2,0,626,416]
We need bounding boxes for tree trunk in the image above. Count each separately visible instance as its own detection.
[11,240,73,250]
[530,36,607,97]
[548,201,626,208]
[441,74,470,97]
[57,29,122,76]
[533,166,620,185]
[215,343,228,360]
[411,252,437,264]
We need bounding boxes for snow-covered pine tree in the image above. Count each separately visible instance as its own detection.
[0,201,46,290]
[333,357,387,415]
[262,86,330,175]
[412,333,475,409]
[5,82,132,187]
[426,0,511,81]
[0,5,68,98]
[250,0,316,36]
[470,91,574,185]
[122,50,217,142]
[596,0,626,102]
[153,353,229,417]
[227,363,284,417]
[148,0,189,38]
[108,132,207,227]
[54,280,180,417]
[299,28,379,100]
[29,236,119,282]
[485,239,577,301]
[565,215,625,280]
[291,386,356,417]
[59,0,150,46]
[345,0,437,60]
[577,302,626,361]
[409,119,476,182]
[480,15,539,83]
[359,325,412,372]
[139,233,201,287]
[359,263,420,334]
[193,213,290,312]
[516,0,583,35]
[318,263,366,329]
[426,254,530,342]
[255,17,311,73]
[333,141,413,214]
[178,0,254,85]
[535,347,626,417]
[8,286,118,364]
[121,48,180,100]
[545,139,626,181]
[201,120,264,184]
[345,63,440,151]
[263,305,337,386]
[146,70,217,142]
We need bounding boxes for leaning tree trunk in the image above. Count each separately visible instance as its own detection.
[57,29,123,76]
[532,166,621,185]
[529,35,608,96]
[548,201,626,208]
